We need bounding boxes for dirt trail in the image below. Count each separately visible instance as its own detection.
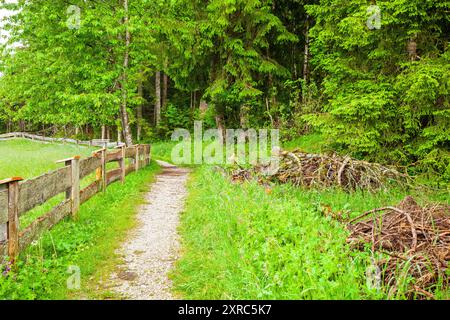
[109,161,189,300]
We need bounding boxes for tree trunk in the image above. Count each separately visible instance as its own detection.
[199,100,208,114]
[154,71,161,126]
[117,127,122,143]
[101,125,106,140]
[408,37,418,61]
[137,76,144,142]
[266,46,276,122]
[303,16,310,83]
[162,72,168,109]
[119,0,134,146]
[193,91,197,110]
[215,112,225,142]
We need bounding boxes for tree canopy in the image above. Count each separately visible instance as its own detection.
[0,0,448,181]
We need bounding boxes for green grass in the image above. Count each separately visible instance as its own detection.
[0,139,127,229]
[2,137,446,300]
[0,139,160,299]
[151,140,178,163]
[282,133,327,153]
[158,133,447,300]
[0,139,95,180]
[171,166,449,299]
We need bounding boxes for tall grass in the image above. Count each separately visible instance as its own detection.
[172,165,448,299]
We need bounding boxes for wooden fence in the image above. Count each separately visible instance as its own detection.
[0,132,125,148]
[0,144,151,261]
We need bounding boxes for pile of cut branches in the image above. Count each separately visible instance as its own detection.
[346,196,450,299]
[231,149,410,191]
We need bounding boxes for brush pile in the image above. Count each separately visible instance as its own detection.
[231,149,410,191]
[346,196,450,299]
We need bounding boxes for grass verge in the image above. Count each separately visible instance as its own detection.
[171,165,448,299]
[0,161,160,300]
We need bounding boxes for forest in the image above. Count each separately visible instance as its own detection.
[0,0,448,181]
[0,0,449,302]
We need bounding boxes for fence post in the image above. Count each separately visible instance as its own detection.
[101,148,107,191]
[56,156,80,219]
[70,157,80,218]
[147,145,152,166]
[142,145,148,166]
[0,184,7,244]
[117,145,126,183]
[135,145,140,172]
[0,177,23,262]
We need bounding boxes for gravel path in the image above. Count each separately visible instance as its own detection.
[109,161,189,300]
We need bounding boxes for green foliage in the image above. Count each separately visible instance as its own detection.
[158,104,193,139]
[165,0,298,127]
[172,166,449,299]
[0,0,448,176]
[0,0,164,130]
[304,0,449,181]
[277,79,324,140]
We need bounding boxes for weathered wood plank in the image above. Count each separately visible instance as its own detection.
[79,156,101,179]
[106,169,122,186]
[143,145,151,166]
[135,145,140,172]
[18,166,71,216]
[117,146,126,184]
[8,180,20,260]
[0,178,7,240]
[148,145,152,165]
[56,155,80,164]
[0,223,6,243]
[125,146,137,158]
[18,200,71,252]
[106,150,122,163]
[125,164,135,176]
[0,132,125,148]
[101,149,106,192]
[80,181,100,204]
[0,189,8,225]
[0,182,6,241]
[0,132,18,139]
[0,241,6,257]
[70,158,80,219]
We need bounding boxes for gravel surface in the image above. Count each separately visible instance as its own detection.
[109,161,189,300]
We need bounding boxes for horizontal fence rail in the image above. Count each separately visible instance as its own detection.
[0,144,151,261]
[0,132,125,148]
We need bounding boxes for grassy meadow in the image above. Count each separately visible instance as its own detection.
[0,139,95,180]
[0,138,160,299]
[150,135,449,300]
[171,166,449,300]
